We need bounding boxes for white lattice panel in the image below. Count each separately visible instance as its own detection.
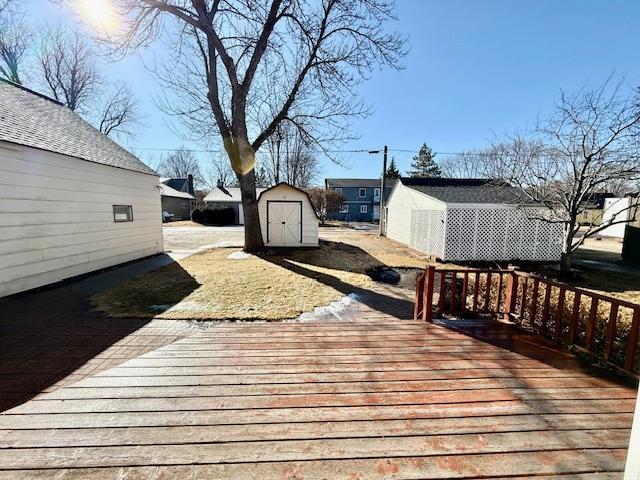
[444,207,561,262]
[445,209,476,260]
[410,210,445,258]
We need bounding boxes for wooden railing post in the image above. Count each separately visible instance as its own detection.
[413,271,425,321]
[503,267,519,321]
[423,266,436,322]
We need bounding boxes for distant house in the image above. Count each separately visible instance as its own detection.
[160,176,195,221]
[0,81,162,297]
[203,181,267,224]
[578,192,610,226]
[324,178,397,222]
[386,177,562,262]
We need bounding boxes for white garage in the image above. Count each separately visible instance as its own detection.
[258,183,319,247]
[0,82,163,297]
[386,177,562,262]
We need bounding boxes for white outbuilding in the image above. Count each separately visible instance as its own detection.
[385,178,562,262]
[0,82,163,297]
[257,183,319,247]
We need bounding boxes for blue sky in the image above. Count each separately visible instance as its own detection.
[25,0,640,181]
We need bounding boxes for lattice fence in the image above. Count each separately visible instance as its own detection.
[444,207,562,261]
[410,210,445,258]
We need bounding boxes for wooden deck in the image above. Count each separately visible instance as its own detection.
[0,317,636,479]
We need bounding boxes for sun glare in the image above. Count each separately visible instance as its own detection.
[74,0,121,35]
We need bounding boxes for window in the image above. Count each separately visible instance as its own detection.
[374,187,380,197]
[334,187,342,194]
[113,205,133,222]
[339,204,349,213]
[359,188,366,197]
[360,205,368,214]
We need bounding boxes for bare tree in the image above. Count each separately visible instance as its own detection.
[158,147,204,185]
[113,0,406,251]
[38,27,99,112]
[494,77,640,275]
[97,83,139,138]
[307,187,345,225]
[37,26,141,137]
[440,149,497,178]
[264,123,320,188]
[208,154,238,188]
[0,0,28,84]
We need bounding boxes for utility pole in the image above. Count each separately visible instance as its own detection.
[379,145,387,236]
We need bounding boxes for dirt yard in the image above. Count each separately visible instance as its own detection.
[92,229,429,321]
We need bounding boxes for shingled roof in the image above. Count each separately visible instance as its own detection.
[400,177,534,204]
[0,81,157,176]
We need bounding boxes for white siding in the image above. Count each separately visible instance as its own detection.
[258,184,318,247]
[386,182,445,245]
[0,143,163,297]
[600,197,631,238]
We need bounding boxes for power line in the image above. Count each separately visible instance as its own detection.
[130,145,484,156]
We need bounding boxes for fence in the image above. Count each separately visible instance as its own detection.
[415,266,640,376]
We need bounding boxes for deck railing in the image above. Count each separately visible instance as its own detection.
[415,266,640,376]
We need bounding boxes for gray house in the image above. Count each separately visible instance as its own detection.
[325,178,397,222]
[159,179,195,221]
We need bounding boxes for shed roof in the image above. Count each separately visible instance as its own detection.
[400,177,533,205]
[257,182,320,219]
[159,182,195,200]
[0,81,156,176]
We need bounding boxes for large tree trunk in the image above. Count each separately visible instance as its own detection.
[559,252,572,277]
[559,222,575,278]
[238,169,264,252]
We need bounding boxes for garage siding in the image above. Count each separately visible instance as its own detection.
[0,143,163,297]
[386,182,445,245]
[258,184,318,247]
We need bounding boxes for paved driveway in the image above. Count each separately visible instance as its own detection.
[163,226,244,259]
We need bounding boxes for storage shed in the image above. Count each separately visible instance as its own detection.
[386,178,562,262]
[0,82,163,297]
[258,183,319,247]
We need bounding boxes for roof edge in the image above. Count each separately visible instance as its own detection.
[258,182,320,219]
[0,79,63,106]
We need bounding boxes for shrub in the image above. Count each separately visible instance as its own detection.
[191,207,236,225]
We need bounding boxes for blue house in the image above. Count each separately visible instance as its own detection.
[325,178,397,222]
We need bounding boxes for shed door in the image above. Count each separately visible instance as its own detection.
[268,201,302,246]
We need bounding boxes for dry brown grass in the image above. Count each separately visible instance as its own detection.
[92,238,423,321]
[162,220,204,228]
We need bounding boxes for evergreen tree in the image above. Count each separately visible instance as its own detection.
[407,143,442,177]
[385,157,401,179]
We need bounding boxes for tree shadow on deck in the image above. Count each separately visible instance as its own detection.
[0,255,200,412]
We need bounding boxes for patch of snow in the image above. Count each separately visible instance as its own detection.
[291,293,361,323]
[228,251,254,260]
[149,301,213,313]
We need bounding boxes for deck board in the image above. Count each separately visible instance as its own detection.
[0,318,636,478]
